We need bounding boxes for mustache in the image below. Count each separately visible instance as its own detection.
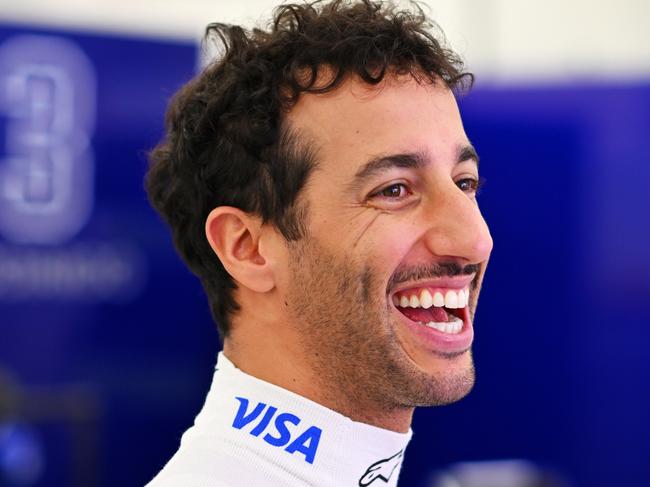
[387,262,481,290]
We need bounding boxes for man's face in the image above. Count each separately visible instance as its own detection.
[279,75,493,413]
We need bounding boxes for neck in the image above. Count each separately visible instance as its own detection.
[223,322,414,433]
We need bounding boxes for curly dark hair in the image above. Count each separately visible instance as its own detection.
[146,0,473,338]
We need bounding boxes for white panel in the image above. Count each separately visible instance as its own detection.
[0,0,278,40]
[1,0,649,81]
[486,0,650,80]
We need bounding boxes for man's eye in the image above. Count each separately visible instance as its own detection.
[376,183,408,198]
[457,177,484,194]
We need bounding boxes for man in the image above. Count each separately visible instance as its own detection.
[145,1,492,485]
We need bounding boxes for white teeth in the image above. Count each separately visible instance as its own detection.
[458,290,467,308]
[422,316,463,334]
[419,290,433,309]
[444,290,459,309]
[395,288,469,309]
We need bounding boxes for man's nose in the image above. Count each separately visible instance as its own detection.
[421,186,493,265]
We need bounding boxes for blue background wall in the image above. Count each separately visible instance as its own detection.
[0,25,647,487]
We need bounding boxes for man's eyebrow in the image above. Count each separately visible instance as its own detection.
[459,144,480,167]
[353,144,479,185]
[353,152,427,182]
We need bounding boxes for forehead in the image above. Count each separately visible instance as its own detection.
[285,75,467,176]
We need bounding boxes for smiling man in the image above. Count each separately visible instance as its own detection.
[145,1,492,486]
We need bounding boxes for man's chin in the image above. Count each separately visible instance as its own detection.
[405,350,476,407]
[428,371,475,406]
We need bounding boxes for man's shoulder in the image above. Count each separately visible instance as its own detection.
[145,471,223,487]
[145,436,307,487]
[144,440,236,487]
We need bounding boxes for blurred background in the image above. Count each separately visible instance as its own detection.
[0,0,648,486]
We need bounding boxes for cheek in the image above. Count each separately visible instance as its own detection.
[361,218,422,271]
[313,209,423,279]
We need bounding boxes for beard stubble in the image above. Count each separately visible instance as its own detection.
[285,236,476,419]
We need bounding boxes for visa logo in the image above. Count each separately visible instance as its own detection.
[232,396,322,464]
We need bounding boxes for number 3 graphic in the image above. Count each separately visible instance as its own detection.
[0,35,96,244]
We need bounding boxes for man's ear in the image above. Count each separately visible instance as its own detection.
[205,207,275,293]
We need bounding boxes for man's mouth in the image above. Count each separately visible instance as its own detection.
[391,287,469,335]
